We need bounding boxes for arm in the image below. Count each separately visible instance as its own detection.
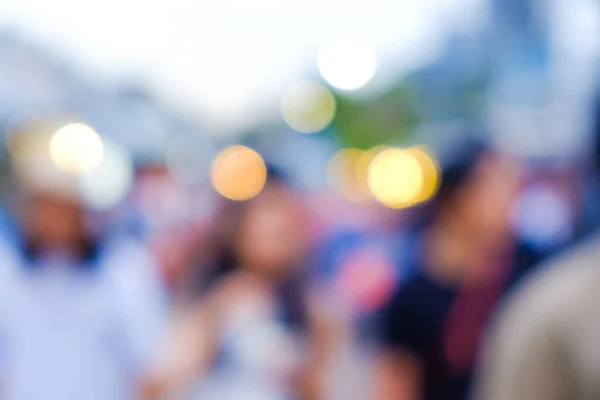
[139,271,257,400]
[109,240,214,400]
[373,349,421,400]
[109,241,169,386]
[299,296,343,400]
[141,303,218,400]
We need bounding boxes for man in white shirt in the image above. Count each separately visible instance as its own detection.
[0,124,167,400]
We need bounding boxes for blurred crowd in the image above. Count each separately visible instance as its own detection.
[2,1,600,399]
[0,114,599,400]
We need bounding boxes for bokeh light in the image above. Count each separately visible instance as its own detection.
[8,128,82,202]
[327,148,369,203]
[211,145,267,201]
[408,146,440,203]
[79,141,134,211]
[368,148,424,208]
[166,133,217,185]
[327,146,388,202]
[317,36,377,91]
[49,123,104,175]
[281,82,336,134]
[355,145,386,184]
[5,118,49,159]
[6,129,51,163]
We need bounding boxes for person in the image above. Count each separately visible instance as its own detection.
[471,97,600,399]
[120,161,211,296]
[373,140,539,400]
[0,126,167,400]
[474,230,600,399]
[143,171,340,400]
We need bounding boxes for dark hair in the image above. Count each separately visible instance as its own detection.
[410,138,490,230]
[196,164,309,329]
[203,163,291,283]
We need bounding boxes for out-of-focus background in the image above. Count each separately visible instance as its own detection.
[0,0,599,399]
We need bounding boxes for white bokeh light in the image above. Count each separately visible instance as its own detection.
[79,141,133,210]
[49,123,104,174]
[317,36,377,90]
[0,0,452,133]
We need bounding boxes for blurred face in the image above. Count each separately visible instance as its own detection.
[22,194,86,249]
[453,154,522,246]
[237,186,310,277]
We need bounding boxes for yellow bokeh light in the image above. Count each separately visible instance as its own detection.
[368,148,424,209]
[327,146,388,203]
[281,82,336,134]
[408,146,440,203]
[211,145,267,201]
[49,123,104,175]
[355,145,386,183]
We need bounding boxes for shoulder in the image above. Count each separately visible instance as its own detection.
[104,236,156,265]
[103,237,158,277]
[383,273,439,313]
[0,237,23,300]
[476,238,600,399]
[491,236,600,345]
[377,273,436,329]
[0,235,23,278]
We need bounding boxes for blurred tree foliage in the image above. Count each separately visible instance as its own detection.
[331,36,490,150]
[331,73,487,150]
[331,83,419,150]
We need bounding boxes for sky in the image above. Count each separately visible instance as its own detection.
[0,0,488,134]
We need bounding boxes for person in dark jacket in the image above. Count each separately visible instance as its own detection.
[374,140,540,400]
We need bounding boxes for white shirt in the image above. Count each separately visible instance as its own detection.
[192,286,302,400]
[0,237,167,400]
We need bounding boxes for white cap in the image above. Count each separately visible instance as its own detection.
[9,125,83,204]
